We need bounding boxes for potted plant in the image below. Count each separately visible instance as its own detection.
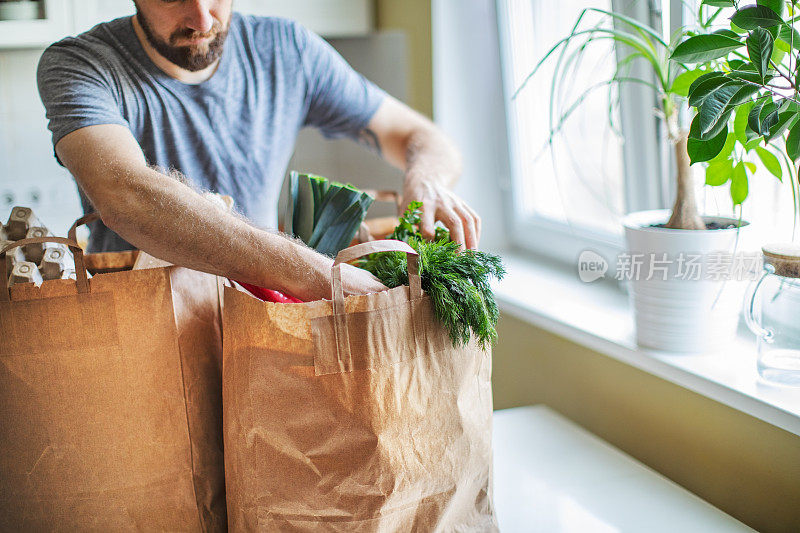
[519,2,798,352]
[673,0,800,373]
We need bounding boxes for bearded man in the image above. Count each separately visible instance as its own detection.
[37,0,480,300]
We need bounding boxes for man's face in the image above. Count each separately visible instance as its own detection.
[134,0,233,72]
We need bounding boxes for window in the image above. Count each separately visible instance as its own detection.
[497,0,798,264]
[497,0,656,264]
[499,0,626,234]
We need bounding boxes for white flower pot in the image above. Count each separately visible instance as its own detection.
[623,209,752,353]
[0,1,40,21]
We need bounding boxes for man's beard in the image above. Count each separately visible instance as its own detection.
[135,9,229,72]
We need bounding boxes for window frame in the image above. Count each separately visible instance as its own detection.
[495,0,681,266]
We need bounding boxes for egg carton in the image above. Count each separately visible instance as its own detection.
[2,206,77,288]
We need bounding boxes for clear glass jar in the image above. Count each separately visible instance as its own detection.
[744,244,800,386]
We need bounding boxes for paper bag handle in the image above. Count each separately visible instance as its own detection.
[0,212,100,301]
[331,240,422,309]
[330,240,421,367]
[67,212,99,279]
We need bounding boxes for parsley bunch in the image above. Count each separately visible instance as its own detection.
[358,202,505,350]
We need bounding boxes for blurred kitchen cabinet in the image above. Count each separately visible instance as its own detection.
[0,0,374,48]
[236,0,374,36]
[0,0,70,48]
[71,0,133,35]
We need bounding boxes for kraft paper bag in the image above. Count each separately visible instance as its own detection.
[133,250,227,532]
[0,214,226,532]
[222,240,498,532]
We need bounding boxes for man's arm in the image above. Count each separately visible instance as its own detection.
[361,95,480,250]
[56,124,385,301]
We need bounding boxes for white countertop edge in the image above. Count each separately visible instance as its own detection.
[494,252,800,438]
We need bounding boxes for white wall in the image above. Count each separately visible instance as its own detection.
[0,48,81,236]
[432,0,511,252]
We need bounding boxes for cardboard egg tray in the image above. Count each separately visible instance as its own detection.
[1,206,76,288]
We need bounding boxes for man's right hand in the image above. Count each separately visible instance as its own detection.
[337,262,388,299]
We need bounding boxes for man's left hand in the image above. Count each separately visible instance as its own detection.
[403,177,481,251]
[361,95,480,250]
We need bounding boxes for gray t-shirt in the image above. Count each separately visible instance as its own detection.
[37,13,385,252]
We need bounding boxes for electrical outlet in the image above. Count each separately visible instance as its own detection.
[28,187,42,206]
[0,178,82,235]
[1,190,14,209]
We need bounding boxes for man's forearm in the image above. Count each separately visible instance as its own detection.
[56,124,387,300]
[362,96,478,248]
[99,165,332,300]
[361,96,462,189]
[403,126,463,189]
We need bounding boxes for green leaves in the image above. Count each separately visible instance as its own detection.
[746,28,774,79]
[687,72,728,107]
[699,84,741,135]
[776,24,800,51]
[729,84,761,106]
[747,97,768,134]
[734,101,754,144]
[712,132,737,163]
[748,97,780,136]
[688,115,729,164]
[765,103,800,141]
[671,2,795,207]
[671,70,709,97]
[756,0,785,17]
[727,67,775,84]
[755,146,782,178]
[730,5,783,30]
[730,162,749,205]
[786,121,800,162]
[671,34,744,63]
[359,202,505,350]
[759,101,780,135]
[705,159,733,186]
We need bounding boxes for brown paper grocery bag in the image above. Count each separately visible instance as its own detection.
[0,214,226,532]
[222,240,498,531]
[131,250,227,532]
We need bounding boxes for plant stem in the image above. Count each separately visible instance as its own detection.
[769,59,796,89]
[665,130,706,230]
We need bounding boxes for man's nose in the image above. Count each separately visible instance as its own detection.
[183,0,214,33]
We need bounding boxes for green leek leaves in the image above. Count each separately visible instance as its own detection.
[285,172,374,257]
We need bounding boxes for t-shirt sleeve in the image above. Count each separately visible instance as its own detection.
[37,41,130,164]
[291,22,386,139]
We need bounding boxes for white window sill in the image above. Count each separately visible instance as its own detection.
[493,250,800,438]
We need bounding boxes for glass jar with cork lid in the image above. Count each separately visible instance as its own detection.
[744,244,800,386]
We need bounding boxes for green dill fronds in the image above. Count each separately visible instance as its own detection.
[358,204,505,350]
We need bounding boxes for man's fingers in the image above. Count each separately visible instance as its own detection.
[440,209,466,250]
[340,263,388,296]
[420,201,437,240]
[465,204,482,245]
[454,204,478,250]
[403,181,481,250]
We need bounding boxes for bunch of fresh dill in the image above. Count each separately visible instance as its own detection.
[358,201,505,350]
